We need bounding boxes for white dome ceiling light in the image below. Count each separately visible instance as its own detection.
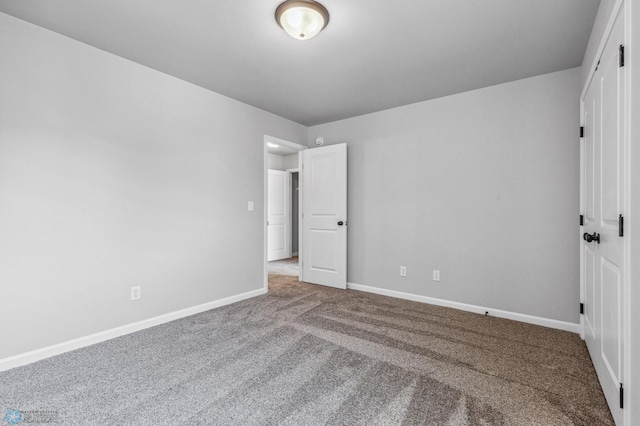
[275,0,329,41]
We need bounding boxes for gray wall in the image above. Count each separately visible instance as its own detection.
[267,153,298,171]
[282,153,299,170]
[267,153,285,170]
[308,68,581,323]
[0,13,306,360]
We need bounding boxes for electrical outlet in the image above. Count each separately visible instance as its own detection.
[130,286,141,301]
[400,266,407,277]
[248,201,254,211]
[433,270,441,281]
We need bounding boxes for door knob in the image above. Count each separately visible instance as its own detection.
[337,221,344,226]
[583,232,600,244]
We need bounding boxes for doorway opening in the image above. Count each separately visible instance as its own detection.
[263,135,307,290]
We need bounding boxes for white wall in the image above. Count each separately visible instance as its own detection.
[282,153,299,170]
[267,153,285,170]
[308,68,581,324]
[0,13,306,360]
[268,153,299,171]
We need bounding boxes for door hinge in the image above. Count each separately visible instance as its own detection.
[619,45,625,67]
[580,303,584,315]
[620,384,624,409]
[580,215,584,226]
[619,214,624,237]
[580,126,584,138]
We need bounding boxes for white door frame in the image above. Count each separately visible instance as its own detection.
[579,0,631,423]
[286,168,300,258]
[263,135,307,290]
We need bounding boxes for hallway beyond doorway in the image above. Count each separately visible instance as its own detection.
[268,256,298,277]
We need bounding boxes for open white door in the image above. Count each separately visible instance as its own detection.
[267,169,291,261]
[581,8,625,424]
[301,143,347,289]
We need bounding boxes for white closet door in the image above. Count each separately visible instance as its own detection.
[582,8,625,424]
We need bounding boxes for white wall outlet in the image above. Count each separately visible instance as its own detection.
[248,201,254,211]
[433,270,441,281]
[130,286,141,301]
[400,266,407,277]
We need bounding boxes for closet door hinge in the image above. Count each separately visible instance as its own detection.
[620,384,624,409]
[619,215,624,237]
[619,45,625,67]
[580,126,584,138]
[580,303,584,315]
[580,215,584,226]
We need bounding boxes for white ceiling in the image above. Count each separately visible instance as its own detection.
[0,0,600,126]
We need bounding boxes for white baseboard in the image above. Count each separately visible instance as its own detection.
[0,288,267,372]
[347,283,580,334]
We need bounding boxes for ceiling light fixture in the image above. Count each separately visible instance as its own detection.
[275,0,329,41]
[267,142,280,149]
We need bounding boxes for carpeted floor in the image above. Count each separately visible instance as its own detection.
[268,257,299,277]
[0,275,613,425]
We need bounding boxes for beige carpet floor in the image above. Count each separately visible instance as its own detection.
[0,274,613,425]
[265,274,614,425]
